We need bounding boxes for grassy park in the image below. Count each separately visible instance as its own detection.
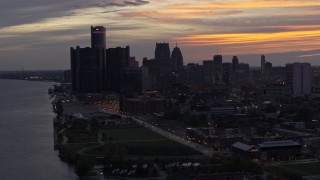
[101,128,165,141]
[96,127,202,156]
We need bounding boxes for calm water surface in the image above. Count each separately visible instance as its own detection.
[0,79,77,180]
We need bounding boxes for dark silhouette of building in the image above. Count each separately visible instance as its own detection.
[213,55,223,84]
[183,63,203,91]
[128,56,139,67]
[122,67,142,97]
[261,55,266,77]
[286,62,311,96]
[265,62,272,78]
[261,55,273,79]
[142,58,157,90]
[63,70,71,83]
[70,46,105,93]
[91,26,106,49]
[71,26,107,93]
[106,46,130,93]
[231,56,240,84]
[203,60,214,86]
[155,42,171,77]
[232,56,239,72]
[222,62,232,84]
[71,26,142,96]
[171,44,184,72]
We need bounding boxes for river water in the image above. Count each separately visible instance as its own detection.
[0,79,77,179]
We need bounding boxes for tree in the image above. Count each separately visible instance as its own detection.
[74,156,95,178]
[53,99,64,119]
[164,108,181,120]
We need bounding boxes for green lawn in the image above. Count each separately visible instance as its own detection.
[101,128,165,141]
[96,127,202,156]
[57,143,100,162]
[264,162,320,176]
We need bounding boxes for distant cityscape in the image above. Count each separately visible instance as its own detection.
[2,26,320,179]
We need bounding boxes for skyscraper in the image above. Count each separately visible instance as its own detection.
[213,55,223,84]
[171,44,184,72]
[71,26,142,96]
[91,26,106,49]
[222,62,233,84]
[232,56,239,69]
[106,46,130,93]
[231,56,239,84]
[286,62,311,96]
[261,55,266,77]
[155,43,171,77]
[203,60,214,85]
[70,46,105,93]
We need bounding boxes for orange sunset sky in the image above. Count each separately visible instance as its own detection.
[0,0,320,70]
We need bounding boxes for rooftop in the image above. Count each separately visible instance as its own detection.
[259,140,300,148]
[232,141,256,151]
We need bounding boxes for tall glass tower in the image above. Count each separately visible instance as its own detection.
[91,26,106,49]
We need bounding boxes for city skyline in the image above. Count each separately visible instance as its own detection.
[1,0,320,70]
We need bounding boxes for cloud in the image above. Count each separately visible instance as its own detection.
[298,53,320,58]
[1,0,320,70]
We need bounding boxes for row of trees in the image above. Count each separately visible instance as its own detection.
[164,108,208,127]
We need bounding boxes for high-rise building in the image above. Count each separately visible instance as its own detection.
[232,56,239,71]
[128,57,139,67]
[261,55,266,77]
[106,46,130,93]
[213,55,223,84]
[122,67,142,97]
[91,26,107,90]
[171,44,184,72]
[71,26,142,96]
[70,46,105,93]
[142,58,157,90]
[203,60,214,85]
[183,63,203,90]
[222,63,233,84]
[155,43,171,77]
[71,26,107,93]
[91,26,106,49]
[231,56,239,84]
[286,63,311,96]
[265,62,273,77]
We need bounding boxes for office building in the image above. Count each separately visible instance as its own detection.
[183,63,203,91]
[106,46,130,93]
[232,56,239,72]
[91,26,106,49]
[286,62,311,96]
[122,67,142,97]
[261,55,266,77]
[171,44,184,72]
[70,46,105,93]
[222,63,232,84]
[142,58,157,90]
[155,42,171,77]
[203,60,214,85]
[213,55,223,84]
[128,57,139,67]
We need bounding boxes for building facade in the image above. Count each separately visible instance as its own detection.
[286,63,311,96]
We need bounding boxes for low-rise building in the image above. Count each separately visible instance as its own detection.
[259,140,301,161]
[231,142,260,160]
